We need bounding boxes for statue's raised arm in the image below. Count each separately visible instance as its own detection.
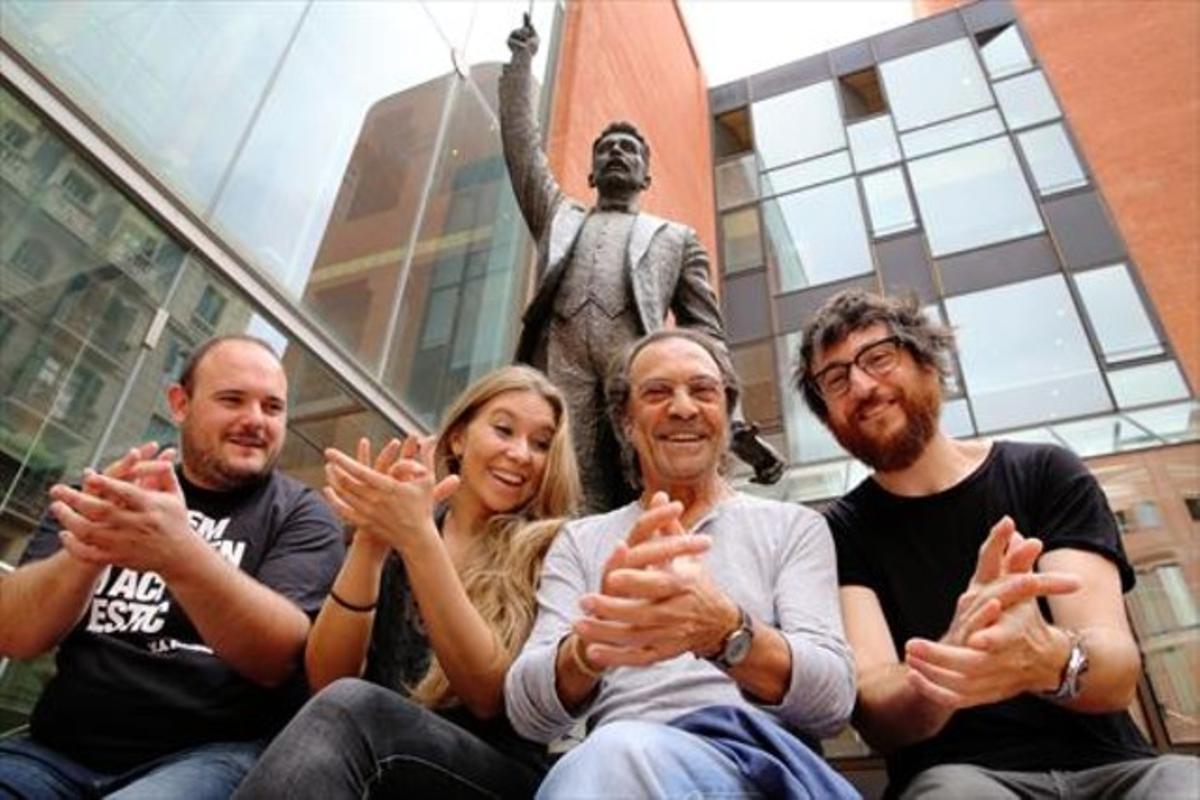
[499,16,563,245]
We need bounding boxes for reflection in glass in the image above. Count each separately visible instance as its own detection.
[750,82,846,170]
[1017,123,1087,195]
[780,334,847,464]
[1074,265,1164,363]
[977,24,1033,80]
[1050,415,1159,457]
[731,342,781,428]
[716,154,759,209]
[879,39,992,131]
[994,70,1061,130]
[714,107,753,158]
[908,137,1043,256]
[760,151,852,197]
[1128,563,1200,744]
[1107,362,1190,409]
[946,275,1111,432]
[847,115,902,172]
[861,168,917,237]
[764,179,873,292]
[899,109,1005,159]
[720,208,763,274]
[1125,401,1200,444]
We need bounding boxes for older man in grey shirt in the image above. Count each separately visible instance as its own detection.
[505,330,856,799]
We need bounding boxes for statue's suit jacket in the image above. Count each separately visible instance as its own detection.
[499,55,725,369]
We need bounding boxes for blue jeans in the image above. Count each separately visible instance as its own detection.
[0,736,263,799]
[537,720,760,799]
[232,678,543,800]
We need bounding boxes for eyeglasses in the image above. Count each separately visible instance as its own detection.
[808,336,905,400]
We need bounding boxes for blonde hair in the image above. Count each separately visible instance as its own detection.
[409,366,581,708]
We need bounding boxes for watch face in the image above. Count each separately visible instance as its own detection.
[725,629,753,666]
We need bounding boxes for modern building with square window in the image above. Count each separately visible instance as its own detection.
[0,0,1195,789]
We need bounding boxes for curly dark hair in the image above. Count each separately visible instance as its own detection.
[795,290,955,420]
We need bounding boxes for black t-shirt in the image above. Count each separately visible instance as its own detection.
[364,513,549,772]
[21,469,344,772]
[826,441,1155,795]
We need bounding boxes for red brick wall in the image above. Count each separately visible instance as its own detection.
[915,0,1200,389]
[546,0,718,284]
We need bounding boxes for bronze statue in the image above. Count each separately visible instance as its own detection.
[501,16,782,512]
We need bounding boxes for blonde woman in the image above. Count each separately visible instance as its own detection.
[234,366,580,799]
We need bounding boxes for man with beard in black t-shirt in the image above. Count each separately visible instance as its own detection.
[0,335,343,798]
[794,290,1198,799]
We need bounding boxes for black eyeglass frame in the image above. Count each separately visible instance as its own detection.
[807,335,907,400]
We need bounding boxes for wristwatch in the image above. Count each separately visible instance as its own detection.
[1043,631,1089,701]
[707,605,754,669]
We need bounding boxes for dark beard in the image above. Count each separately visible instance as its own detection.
[830,382,940,473]
[180,425,276,491]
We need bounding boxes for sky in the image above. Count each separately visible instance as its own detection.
[679,0,915,86]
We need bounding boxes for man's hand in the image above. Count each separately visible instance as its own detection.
[573,492,723,669]
[507,13,539,58]
[323,436,459,556]
[49,461,199,576]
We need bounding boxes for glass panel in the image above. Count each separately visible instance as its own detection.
[1108,362,1190,409]
[861,168,917,237]
[899,109,1005,159]
[763,179,873,292]
[994,70,1061,130]
[1125,401,1200,444]
[847,115,902,172]
[977,24,1033,80]
[908,137,1043,256]
[460,0,558,104]
[716,154,759,209]
[384,83,532,427]
[1050,415,1160,458]
[731,342,780,428]
[1074,265,1164,363]
[780,334,848,464]
[879,39,992,131]
[1,0,307,211]
[714,107,753,158]
[750,81,846,169]
[1000,426,1063,446]
[760,151,852,197]
[1016,123,1087,195]
[720,208,763,274]
[946,275,1112,432]
[942,397,975,438]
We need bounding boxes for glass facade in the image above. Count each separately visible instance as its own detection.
[0,0,563,726]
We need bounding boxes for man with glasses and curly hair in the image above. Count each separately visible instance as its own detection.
[795,289,1196,798]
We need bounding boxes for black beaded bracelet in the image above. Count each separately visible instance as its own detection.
[329,588,377,613]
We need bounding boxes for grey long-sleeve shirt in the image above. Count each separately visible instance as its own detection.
[505,493,856,743]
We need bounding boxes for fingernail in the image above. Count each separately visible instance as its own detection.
[579,596,595,613]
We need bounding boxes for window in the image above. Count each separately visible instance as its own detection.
[143,414,178,447]
[60,169,99,209]
[713,107,753,158]
[52,367,103,424]
[750,81,845,169]
[1074,264,1164,363]
[861,168,917,237]
[994,70,1061,131]
[760,151,852,197]
[11,238,53,279]
[1,120,33,151]
[192,285,227,331]
[899,109,1005,159]
[945,274,1111,431]
[847,115,901,172]
[838,68,886,121]
[1017,123,1087,195]
[780,334,847,464]
[976,24,1033,80]
[763,178,873,292]
[908,137,1043,256]
[941,398,975,438]
[716,154,758,209]
[1107,361,1189,409]
[879,39,992,131]
[731,342,780,428]
[720,208,763,274]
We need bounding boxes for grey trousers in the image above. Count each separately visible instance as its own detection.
[900,755,1199,799]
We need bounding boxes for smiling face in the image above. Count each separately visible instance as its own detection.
[624,337,729,493]
[449,389,557,518]
[168,340,287,490]
[589,130,650,198]
[812,322,941,472]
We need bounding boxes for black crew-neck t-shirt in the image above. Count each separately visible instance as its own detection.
[826,441,1154,795]
[21,469,344,772]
